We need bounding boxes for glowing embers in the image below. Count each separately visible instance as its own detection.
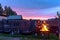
[40,21,49,31]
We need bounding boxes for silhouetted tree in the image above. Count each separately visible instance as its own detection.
[3,6,8,16]
[0,4,17,17]
[0,4,3,15]
[4,6,17,16]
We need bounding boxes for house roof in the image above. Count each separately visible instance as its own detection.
[7,15,22,20]
[0,16,7,21]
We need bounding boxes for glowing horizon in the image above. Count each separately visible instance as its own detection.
[22,16,55,20]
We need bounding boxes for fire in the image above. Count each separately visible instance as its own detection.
[40,21,49,31]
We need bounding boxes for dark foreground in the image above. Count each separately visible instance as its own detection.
[0,33,59,40]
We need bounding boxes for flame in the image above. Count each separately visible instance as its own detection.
[40,21,49,31]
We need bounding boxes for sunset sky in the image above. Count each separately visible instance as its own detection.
[0,0,60,20]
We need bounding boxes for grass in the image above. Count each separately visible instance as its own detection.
[0,33,59,40]
[0,38,3,40]
[49,33,59,40]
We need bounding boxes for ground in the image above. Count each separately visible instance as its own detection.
[0,33,59,40]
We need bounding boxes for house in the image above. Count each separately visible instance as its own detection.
[0,16,7,33]
[7,15,22,34]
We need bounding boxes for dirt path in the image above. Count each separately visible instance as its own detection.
[0,36,35,40]
[0,36,21,40]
